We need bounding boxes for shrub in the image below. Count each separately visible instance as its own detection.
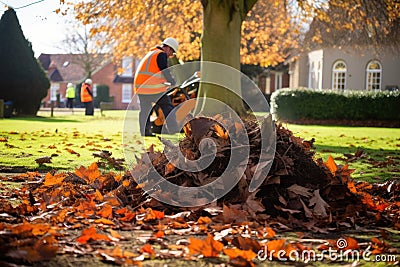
[0,9,49,116]
[94,84,110,108]
[270,88,400,121]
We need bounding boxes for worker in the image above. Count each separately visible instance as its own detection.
[134,37,179,136]
[66,82,75,112]
[81,78,94,116]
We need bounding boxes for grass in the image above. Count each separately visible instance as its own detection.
[0,109,399,182]
[285,123,400,182]
[0,109,130,171]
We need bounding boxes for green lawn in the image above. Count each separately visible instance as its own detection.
[0,109,131,171]
[0,109,399,182]
[286,124,400,181]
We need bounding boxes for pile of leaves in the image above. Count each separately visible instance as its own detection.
[0,117,399,266]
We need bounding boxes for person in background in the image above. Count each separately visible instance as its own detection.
[134,37,179,136]
[66,83,75,113]
[81,78,94,116]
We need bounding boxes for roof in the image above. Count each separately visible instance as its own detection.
[38,53,108,83]
[113,75,134,83]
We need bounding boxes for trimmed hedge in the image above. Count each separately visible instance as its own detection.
[270,88,400,121]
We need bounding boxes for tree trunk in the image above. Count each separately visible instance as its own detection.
[195,0,246,116]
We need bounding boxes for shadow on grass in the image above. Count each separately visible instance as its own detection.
[9,116,81,123]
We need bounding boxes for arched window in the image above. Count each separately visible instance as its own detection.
[366,60,382,91]
[332,60,347,90]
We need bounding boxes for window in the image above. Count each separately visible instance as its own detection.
[366,60,382,91]
[121,57,133,77]
[308,50,323,89]
[275,72,283,90]
[92,84,97,98]
[122,84,132,103]
[332,60,347,90]
[309,62,315,88]
[50,83,60,101]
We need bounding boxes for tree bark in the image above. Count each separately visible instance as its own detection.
[195,0,248,116]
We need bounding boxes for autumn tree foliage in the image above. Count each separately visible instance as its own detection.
[70,0,296,67]
[0,8,49,116]
[299,0,400,50]
[66,0,299,114]
[67,0,400,114]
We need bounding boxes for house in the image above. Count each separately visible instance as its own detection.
[258,63,290,95]
[287,11,400,92]
[288,46,400,91]
[38,53,140,110]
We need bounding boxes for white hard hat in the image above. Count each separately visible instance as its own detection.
[162,37,179,53]
[85,78,92,85]
[67,82,73,87]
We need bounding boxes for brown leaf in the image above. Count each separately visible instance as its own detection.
[232,236,261,253]
[287,184,312,198]
[221,204,248,223]
[35,156,52,165]
[309,189,330,219]
[65,148,80,157]
[187,117,214,144]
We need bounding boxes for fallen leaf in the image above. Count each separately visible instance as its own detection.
[223,248,256,261]
[76,226,111,243]
[188,234,224,257]
[35,156,52,165]
[140,244,155,255]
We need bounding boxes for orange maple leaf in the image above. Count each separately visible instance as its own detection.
[75,162,101,183]
[154,230,165,238]
[223,248,256,261]
[164,163,175,176]
[214,124,229,140]
[266,239,286,259]
[97,204,113,218]
[140,244,155,255]
[43,172,65,186]
[188,234,224,257]
[324,155,338,175]
[197,216,212,224]
[76,226,111,243]
[336,239,360,250]
[143,208,164,221]
[110,229,123,239]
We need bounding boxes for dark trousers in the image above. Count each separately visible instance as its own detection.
[67,98,74,109]
[138,93,178,135]
[84,101,94,115]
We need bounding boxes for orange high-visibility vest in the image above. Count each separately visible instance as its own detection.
[80,83,93,103]
[134,48,169,94]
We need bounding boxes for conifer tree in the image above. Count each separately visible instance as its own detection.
[0,8,49,116]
